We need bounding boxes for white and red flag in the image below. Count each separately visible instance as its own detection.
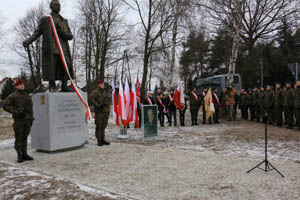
[131,79,139,128]
[118,78,128,125]
[174,81,185,111]
[136,72,141,103]
[124,77,132,124]
[112,80,120,126]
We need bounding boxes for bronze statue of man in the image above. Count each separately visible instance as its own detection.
[23,0,74,92]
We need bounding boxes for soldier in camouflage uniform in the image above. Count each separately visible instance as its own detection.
[294,80,300,130]
[189,87,201,125]
[239,89,248,119]
[248,88,257,121]
[274,83,284,127]
[2,79,34,163]
[283,82,294,129]
[256,86,265,123]
[89,80,111,146]
[264,84,274,123]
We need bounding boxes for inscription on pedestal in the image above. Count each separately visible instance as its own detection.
[31,93,88,152]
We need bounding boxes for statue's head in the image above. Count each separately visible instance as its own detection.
[50,0,61,13]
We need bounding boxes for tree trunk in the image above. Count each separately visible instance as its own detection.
[169,0,180,87]
[227,0,243,84]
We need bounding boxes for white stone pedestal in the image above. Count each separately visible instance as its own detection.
[31,92,88,152]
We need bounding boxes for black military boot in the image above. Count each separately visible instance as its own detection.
[17,152,23,163]
[97,139,103,146]
[102,140,110,145]
[23,152,34,161]
[100,132,110,145]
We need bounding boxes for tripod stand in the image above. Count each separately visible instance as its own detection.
[247,99,284,177]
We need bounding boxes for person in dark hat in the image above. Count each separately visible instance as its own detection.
[23,0,74,92]
[239,89,247,119]
[283,81,294,129]
[274,82,284,127]
[256,86,265,123]
[2,79,34,163]
[189,87,200,125]
[166,88,177,126]
[264,84,274,123]
[89,80,111,146]
[249,87,258,121]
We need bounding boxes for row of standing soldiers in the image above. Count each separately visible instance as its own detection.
[239,81,300,130]
[141,87,221,127]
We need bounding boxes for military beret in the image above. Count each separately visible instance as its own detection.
[14,79,24,87]
[98,80,104,84]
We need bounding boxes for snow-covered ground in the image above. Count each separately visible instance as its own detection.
[1,110,300,199]
[0,162,128,200]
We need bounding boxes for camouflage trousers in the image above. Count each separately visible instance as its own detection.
[265,107,274,123]
[95,113,109,141]
[274,105,283,125]
[284,106,294,128]
[13,120,32,154]
[295,108,300,127]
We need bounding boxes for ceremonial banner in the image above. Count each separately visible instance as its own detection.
[204,88,215,120]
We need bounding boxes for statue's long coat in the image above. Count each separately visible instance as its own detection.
[26,13,74,81]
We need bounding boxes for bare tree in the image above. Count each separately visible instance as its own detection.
[13,3,47,85]
[0,12,6,50]
[197,0,299,83]
[123,0,175,96]
[77,0,123,91]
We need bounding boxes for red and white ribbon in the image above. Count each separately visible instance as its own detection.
[213,93,220,105]
[47,15,91,120]
[157,98,166,112]
[191,92,198,101]
[168,95,173,102]
[146,97,152,105]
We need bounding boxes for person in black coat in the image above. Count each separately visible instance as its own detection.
[156,93,167,127]
[166,88,177,127]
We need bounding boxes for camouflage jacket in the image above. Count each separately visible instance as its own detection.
[89,87,111,114]
[274,88,283,106]
[283,88,294,107]
[249,92,257,106]
[3,89,34,121]
[258,91,265,107]
[294,87,300,108]
[239,94,247,106]
[264,90,274,108]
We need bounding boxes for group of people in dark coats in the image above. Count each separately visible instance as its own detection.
[141,87,222,128]
[239,81,300,130]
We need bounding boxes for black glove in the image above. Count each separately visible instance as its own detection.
[18,112,25,118]
[12,111,19,118]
